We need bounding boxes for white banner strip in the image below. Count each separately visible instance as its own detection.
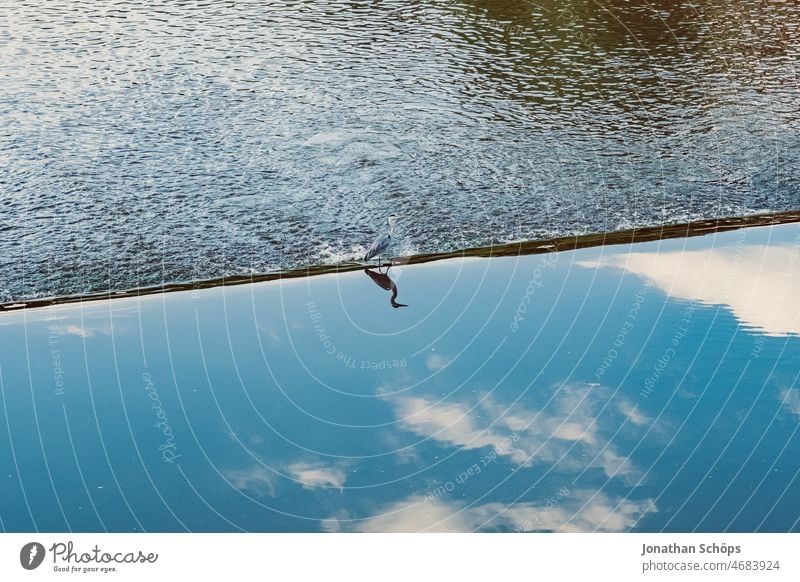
[1,533,797,581]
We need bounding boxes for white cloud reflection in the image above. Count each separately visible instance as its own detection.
[227,460,348,497]
[228,382,652,532]
[426,354,450,371]
[225,466,278,498]
[386,383,639,482]
[779,388,800,419]
[578,244,800,336]
[288,461,347,491]
[326,489,656,533]
[61,324,98,338]
[617,401,650,427]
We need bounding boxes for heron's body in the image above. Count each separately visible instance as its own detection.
[364,216,397,262]
[364,232,391,261]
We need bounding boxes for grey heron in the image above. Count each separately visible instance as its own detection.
[365,266,407,308]
[363,215,397,264]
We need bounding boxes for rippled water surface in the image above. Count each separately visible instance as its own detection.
[1,0,799,300]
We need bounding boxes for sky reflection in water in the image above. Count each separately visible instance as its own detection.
[0,223,799,532]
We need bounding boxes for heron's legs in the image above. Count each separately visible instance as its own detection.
[377,260,392,275]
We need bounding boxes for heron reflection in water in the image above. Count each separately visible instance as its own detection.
[364,266,408,308]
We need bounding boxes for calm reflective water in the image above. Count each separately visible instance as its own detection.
[1,0,800,300]
[1,222,799,532]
